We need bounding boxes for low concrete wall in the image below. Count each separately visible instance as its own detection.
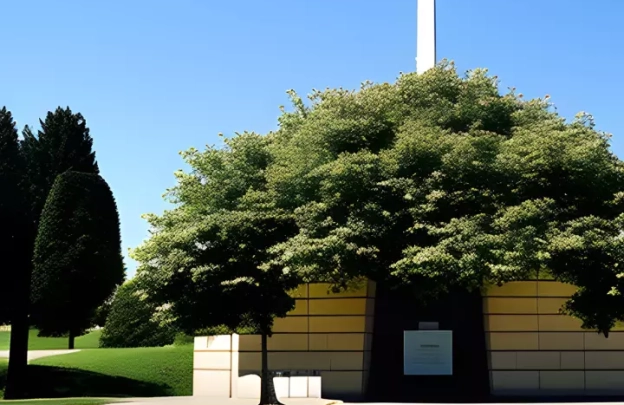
[484,280,624,395]
[193,281,376,399]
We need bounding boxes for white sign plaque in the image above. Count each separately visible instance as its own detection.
[403,330,452,375]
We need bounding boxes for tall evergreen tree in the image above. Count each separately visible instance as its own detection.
[22,107,99,220]
[31,171,125,349]
[0,107,34,399]
[1,106,102,398]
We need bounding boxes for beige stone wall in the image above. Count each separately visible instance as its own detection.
[193,280,376,399]
[193,335,238,397]
[238,281,376,398]
[485,280,624,395]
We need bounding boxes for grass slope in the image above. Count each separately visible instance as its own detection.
[0,330,102,351]
[2,399,117,405]
[0,345,193,399]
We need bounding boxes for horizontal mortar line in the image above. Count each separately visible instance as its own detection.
[485,330,608,333]
[486,331,587,333]
[286,314,371,317]
[255,331,371,334]
[484,313,564,316]
[237,350,371,353]
[486,348,624,353]
[296,296,372,300]
[484,295,572,298]
[254,331,373,336]
[193,368,234,371]
[194,350,233,353]
[237,369,368,373]
[489,369,624,372]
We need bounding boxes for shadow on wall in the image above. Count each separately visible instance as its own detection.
[0,364,172,398]
[367,285,490,402]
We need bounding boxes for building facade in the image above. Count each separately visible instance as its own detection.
[193,279,624,400]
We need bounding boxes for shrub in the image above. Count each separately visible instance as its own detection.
[99,280,176,348]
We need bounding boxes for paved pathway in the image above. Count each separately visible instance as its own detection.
[0,349,80,361]
[113,398,341,405]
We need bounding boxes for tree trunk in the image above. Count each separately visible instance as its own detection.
[4,297,30,399]
[68,330,75,350]
[259,331,283,405]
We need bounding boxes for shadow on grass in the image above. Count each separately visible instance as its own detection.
[0,364,172,398]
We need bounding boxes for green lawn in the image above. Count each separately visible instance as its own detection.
[1,399,117,405]
[0,330,102,351]
[0,345,193,399]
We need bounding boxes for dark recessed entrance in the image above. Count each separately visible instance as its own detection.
[367,284,490,402]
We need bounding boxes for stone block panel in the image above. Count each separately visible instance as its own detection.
[585,332,624,350]
[308,298,368,316]
[483,298,537,314]
[560,352,584,369]
[194,335,232,351]
[539,371,584,390]
[486,332,539,351]
[239,335,261,352]
[288,299,308,316]
[538,315,583,332]
[491,371,539,391]
[272,316,309,333]
[485,282,537,297]
[320,371,364,397]
[484,315,538,332]
[585,371,624,390]
[309,316,367,333]
[194,351,232,370]
[537,298,566,314]
[327,333,365,351]
[585,351,624,369]
[516,351,560,370]
[193,369,231,396]
[537,281,577,297]
[329,352,364,371]
[239,352,261,372]
[489,352,517,370]
[539,332,584,350]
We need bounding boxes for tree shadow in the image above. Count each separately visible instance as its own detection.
[0,364,172,398]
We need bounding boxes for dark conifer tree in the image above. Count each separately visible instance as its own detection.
[31,171,125,349]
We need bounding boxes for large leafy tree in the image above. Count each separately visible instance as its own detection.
[0,107,34,399]
[133,133,299,405]
[268,63,624,335]
[31,171,125,349]
[135,62,624,405]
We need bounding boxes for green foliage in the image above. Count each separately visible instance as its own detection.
[100,280,177,348]
[267,63,624,334]
[172,333,194,346]
[135,62,624,336]
[31,171,125,340]
[20,107,99,220]
[0,107,31,325]
[133,133,300,336]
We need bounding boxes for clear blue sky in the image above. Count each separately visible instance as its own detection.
[2,0,622,277]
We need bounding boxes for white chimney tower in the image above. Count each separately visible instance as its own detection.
[416,0,436,74]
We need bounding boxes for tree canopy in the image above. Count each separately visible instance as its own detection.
[134,62,624,339]
[31,171,125,348]
[21,106,99,221]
